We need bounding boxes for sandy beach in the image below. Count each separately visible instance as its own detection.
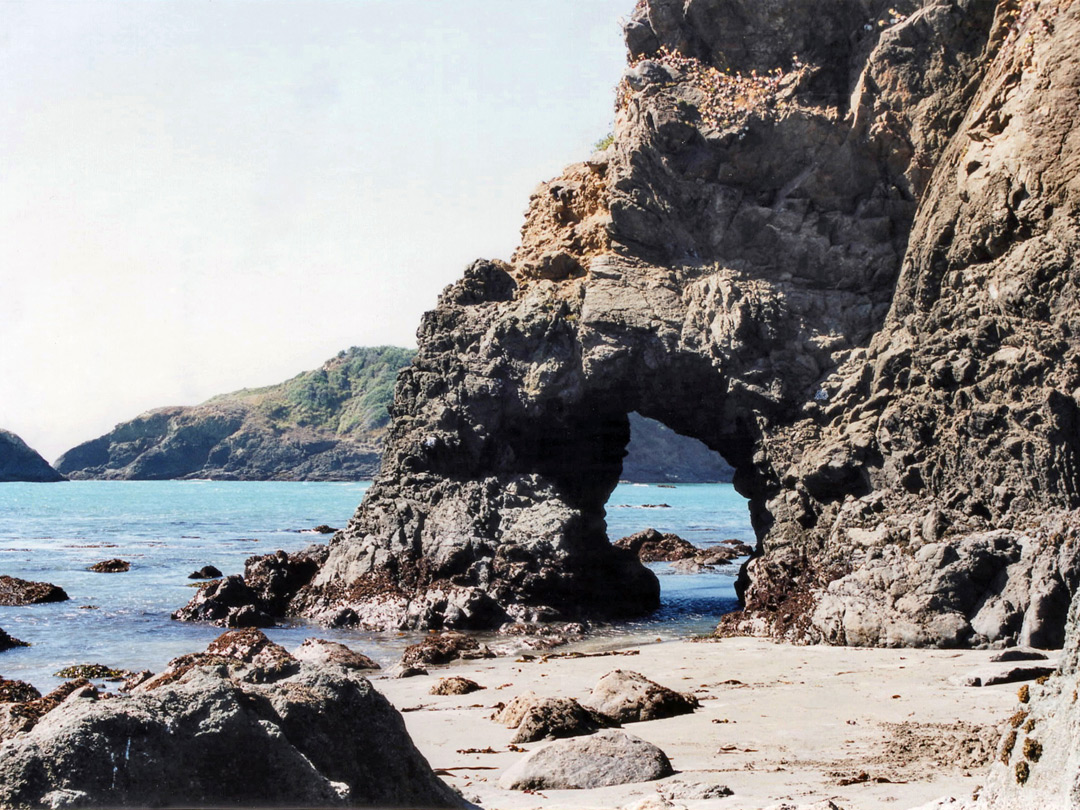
[372,637,1023,810]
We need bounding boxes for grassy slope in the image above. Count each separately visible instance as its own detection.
[205,346,413,439]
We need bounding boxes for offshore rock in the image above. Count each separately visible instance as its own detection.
[0,430,64,483]
[191,0,1080,644]
[0,630,463,809]
[614,529,699,561]
[0,577,68,607]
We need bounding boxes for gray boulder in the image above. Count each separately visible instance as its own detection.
[583,670,699,723]
[0,630,463,809]
[498,729,673,790]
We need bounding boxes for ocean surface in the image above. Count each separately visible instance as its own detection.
[0,481,753,691]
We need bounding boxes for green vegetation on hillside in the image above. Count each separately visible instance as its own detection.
[207,346,413,437]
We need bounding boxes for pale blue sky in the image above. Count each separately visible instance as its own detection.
[1,1,631,460]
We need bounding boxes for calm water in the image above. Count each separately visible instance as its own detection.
[0,481,752,691]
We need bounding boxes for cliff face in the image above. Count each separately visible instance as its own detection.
[250,0,1078,643]
[0,431,64,483]
[55,347,412,482]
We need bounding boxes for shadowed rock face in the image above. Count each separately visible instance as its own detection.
[201,0,1080,645]
[0,430,64,483]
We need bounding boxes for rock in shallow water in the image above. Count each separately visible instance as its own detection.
[0,576,68,606]
[498,729,673,790]
[186,565,223,580]
[0,630,464,809]
[87,559,129,573]
[0,628,29,651]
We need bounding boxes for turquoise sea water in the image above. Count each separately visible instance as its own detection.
[0,481,753,691]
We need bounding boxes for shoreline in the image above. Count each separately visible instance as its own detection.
[372,635,1019,810]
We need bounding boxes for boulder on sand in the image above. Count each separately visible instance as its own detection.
[583,669,699,723]
[494,692,616,743]
[294,638,380,671]
[0,629,464,809]
[498,729,673,790]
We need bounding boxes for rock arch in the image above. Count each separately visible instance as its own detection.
[280,0,1080,647]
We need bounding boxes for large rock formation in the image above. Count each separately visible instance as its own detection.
[55,346,412,481]
[0,430,64,483]
[55,345,729,483]
[182,0,1080,646]
[0,630,463,809]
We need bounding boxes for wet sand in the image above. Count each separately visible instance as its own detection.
[372,637,1022,809]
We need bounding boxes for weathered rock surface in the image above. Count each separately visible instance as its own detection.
[495,692,615,743]
[0,577,68,606]
[173,545,328,627]
[498,729,673,790]
[0,630,463,809]
[0,430,64,483]
[0,628,29,651]
[55,346,412,481]
[293,638,380,671]
[399,632,494,668]
[429,676,483,696]
[615,528,698,561]
[87,559,129,573]
[583,669,699,723]
[971,589,1080,808]
[165,0,1080,646]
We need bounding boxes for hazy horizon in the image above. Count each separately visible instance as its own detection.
[2,1,631,462]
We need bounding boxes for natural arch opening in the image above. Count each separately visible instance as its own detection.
[604,413,756,635]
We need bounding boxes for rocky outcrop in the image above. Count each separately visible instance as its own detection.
[0,630,463,809]
[0,430,64,483]
[0,577,68,607]
[172,545,328,628]
[614,529,699,561]
[55,346,412,481]
[293,638,380,671]
[170,0,1080,646]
